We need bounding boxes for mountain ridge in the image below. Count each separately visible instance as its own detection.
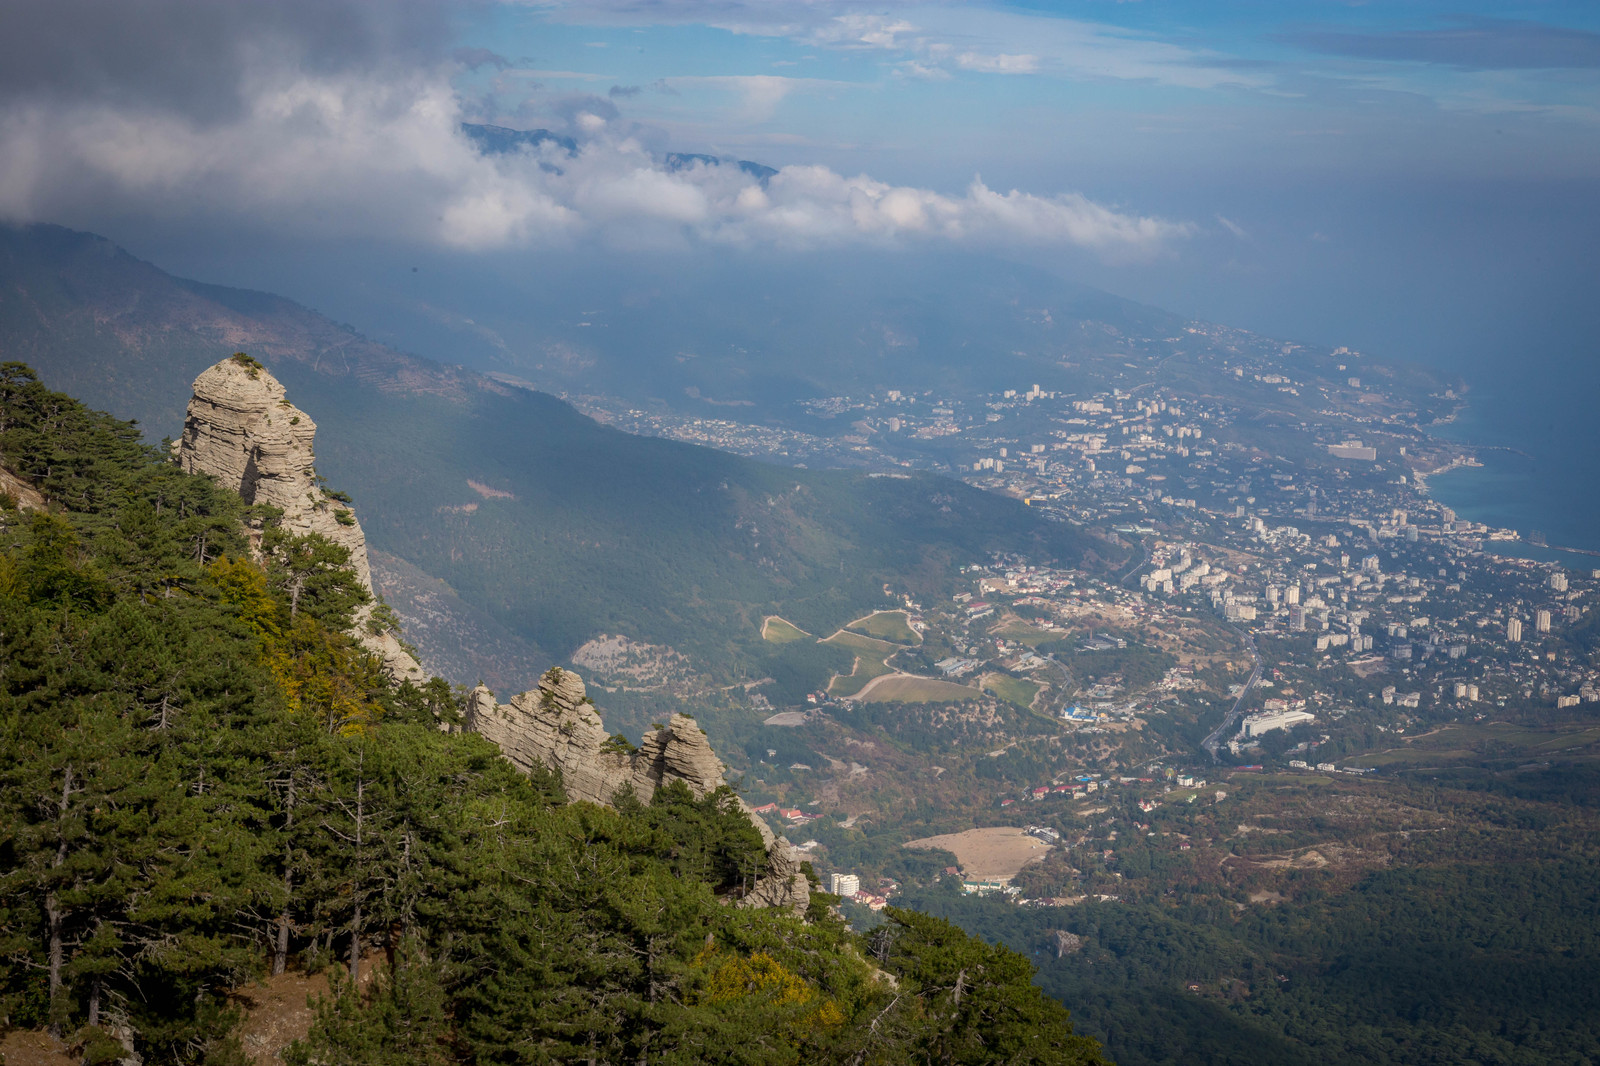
[0,221,1116,699]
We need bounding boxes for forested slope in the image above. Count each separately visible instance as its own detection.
[0,223,1116,691]
[895,798,1600,1066]
[0,364,1105,1064]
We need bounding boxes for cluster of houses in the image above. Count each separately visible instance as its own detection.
[1008,774,1117,805]
[749,801,826,825]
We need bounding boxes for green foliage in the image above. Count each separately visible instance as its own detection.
[902,838,1600,1066]
[230,352,264,376]
[866,908,1108,1065]
[0,369,1100,1065]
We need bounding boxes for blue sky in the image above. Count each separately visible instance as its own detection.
[411,1,1600,368]
[457,1,1600,186]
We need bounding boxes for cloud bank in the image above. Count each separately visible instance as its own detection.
[0,0,1188,257]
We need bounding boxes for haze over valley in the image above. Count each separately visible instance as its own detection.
[3,3,1599,1064]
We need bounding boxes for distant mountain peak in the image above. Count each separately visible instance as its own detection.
[459,122,778,186]
[664,152,778,185]
[460,122,577,157]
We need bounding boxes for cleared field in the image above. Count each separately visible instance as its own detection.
[904,827,1052,881]
[858,674,979,703]
[992,620,1060,646]
[845,610,919,644]
[828,655,896,698]
[1344,721,1600,769]
[761,616,810,643]
[982,673,1040,709]
[1346,749,1473,769]
[1233,773,1337,785]
[823,630,900,655]
[1528,726,1600,753]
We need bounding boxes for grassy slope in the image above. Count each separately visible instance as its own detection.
[846,610,919,643]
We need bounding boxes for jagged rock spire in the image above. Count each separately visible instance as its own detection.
[468,668,811,912]
[179,355,423,682]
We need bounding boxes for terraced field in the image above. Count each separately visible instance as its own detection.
[982,673,1041,709]
[844,610,920,644]
[857,674,981,703]
[1344,720,1600,769]
[761,616,811,643]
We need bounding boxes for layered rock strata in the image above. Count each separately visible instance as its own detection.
[178,356,424,682]
[467,668,810,912]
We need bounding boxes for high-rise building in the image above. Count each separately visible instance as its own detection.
[1507,617,1523,642]
[1288,606,1306,632]
[1536,610,1552,633]
[1550,572,1569,592]
[830,873,860,898]
[1285,585,1300,606]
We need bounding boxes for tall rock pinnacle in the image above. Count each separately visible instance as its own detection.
[179,355,424,681]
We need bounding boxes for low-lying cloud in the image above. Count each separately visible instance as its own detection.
[0,0,1189,257]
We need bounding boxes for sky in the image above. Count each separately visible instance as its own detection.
[1,0,1597,388]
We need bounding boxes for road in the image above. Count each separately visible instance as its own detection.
[1115,537,1153,588]
[1203,627,1261,762]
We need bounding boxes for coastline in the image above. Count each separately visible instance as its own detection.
[1410,395,1600,564]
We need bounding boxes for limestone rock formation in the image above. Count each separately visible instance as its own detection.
[1051,930,1084,958]
[178,355,424,682]
[0,462,45,510]
[467,668,811,912]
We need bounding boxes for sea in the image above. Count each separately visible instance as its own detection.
[1425,355,1600,570]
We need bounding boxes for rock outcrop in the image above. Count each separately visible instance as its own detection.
[0,463,45,511]
[467,668,811,912]
[178,355,424,682]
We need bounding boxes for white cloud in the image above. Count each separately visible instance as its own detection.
[1216,214,1249,240]
[806,14,920,51]
[531,2,1266,90]
[664,74,834,123]
[0,40,1189,257]
[954,52,1039,75]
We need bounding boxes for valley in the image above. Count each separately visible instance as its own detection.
[4,221,1598,1064]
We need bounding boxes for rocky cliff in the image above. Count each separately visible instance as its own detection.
[177,354,805,912]
[467,668,811,912]
[178,355,424,682]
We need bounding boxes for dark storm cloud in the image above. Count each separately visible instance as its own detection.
[0,0,457,122]
[1285,18,1600,71]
